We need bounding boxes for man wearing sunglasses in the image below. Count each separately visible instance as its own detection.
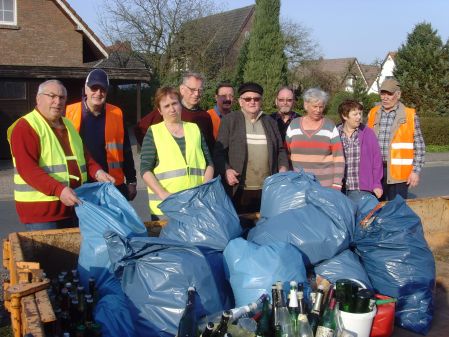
[214,82,288,213]
[134,72,214,152]
[271,86,299,142]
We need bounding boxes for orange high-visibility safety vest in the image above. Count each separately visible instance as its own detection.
[66,102,125,185]
[207,108,221,140]
[367,105,415,182]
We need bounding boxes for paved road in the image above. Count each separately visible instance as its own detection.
[1,164,448,235]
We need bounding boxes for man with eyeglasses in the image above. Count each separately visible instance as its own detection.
[214,82,288,213]
[134,72,214,151]
[367,77,425,200]
[271,86,298,141]
[207,82,235,139]
[65,69,138,201]
[8,80,115,230]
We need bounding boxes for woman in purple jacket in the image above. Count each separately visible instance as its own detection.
[337,100,383,202]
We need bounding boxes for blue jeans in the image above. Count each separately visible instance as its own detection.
[345,190,374,204]
[25,218,78,231]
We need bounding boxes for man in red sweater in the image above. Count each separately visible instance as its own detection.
[134,72,214,151]
[8,80,114,230]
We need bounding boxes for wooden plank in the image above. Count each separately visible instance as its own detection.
[8,233,24,286]
[35,289,56,323]
[3,238,10,269]
[21,295,44,337]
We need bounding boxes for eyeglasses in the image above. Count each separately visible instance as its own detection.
[277,98,294,103]
[184,85,203,94]
[240,96,261,103]
[41,93,67,101]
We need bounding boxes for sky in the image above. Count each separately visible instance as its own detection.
[67,0,449,65]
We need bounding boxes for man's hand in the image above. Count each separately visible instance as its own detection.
[127,183,137,201]
[95,170,116,184]
[60,187,81,206]
[407,172,420,188]
[225,168,240,186]
[373,187,383,199]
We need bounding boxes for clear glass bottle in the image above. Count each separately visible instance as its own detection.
[307,285,324,335]
[296,291,313,337]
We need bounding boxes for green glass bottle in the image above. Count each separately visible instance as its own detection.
[177,286,199,337]
[210,310,232,337]
[315,297,336,337]
[255,297,271,337]
[200,322,214,337]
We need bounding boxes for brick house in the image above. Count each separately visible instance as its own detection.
[0,0,150,159]
[172,5,255,77]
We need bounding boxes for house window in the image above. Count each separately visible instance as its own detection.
[0,81,26,100]
[0,0,16,25]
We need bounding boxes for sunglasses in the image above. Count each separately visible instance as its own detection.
[240,96,261,103]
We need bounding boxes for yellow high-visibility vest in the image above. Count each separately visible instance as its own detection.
[148,122,206,215]
[8,109,87,202]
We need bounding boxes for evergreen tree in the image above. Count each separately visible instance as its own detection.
[234,36,250,87]
[243,0,287,112]
[394,22,449,115]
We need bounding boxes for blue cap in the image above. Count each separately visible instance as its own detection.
[85,69,109,90]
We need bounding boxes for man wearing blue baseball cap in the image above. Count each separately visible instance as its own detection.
[65,69,138,200]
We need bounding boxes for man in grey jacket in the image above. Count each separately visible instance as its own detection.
[214,82,288,213]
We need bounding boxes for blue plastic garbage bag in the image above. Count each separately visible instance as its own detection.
[75,182,147,293]
[95,294,136,337]
[248,187,355,265]
[199,247,235,309]
[105,231,223,337]
[159,177,241,250]
[354,195,435,334]
[353,193,380,224]
[223,238,309,307]
[259,170,320,219]
[314,249,372,289]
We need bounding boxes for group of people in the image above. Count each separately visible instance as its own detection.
[8,68,425,229]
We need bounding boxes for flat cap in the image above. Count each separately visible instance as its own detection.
[238,82,264,96]
[380,78,400,93]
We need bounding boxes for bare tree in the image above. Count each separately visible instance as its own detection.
[98,0,218,82]
[281,19,322,70]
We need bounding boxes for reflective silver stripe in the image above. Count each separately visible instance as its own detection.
[41,164,67,174]
[109,161,123,169]
[147,193,162,201]
[155,168,204,180]
[155,168,187,180]
[189,168,205,176]
[106,143,124,150]
[79,164,87,173]
[15,184,38,192]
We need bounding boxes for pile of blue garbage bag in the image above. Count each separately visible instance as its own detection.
[75,171,435,336]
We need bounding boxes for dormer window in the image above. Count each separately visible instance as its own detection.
[0,0,16,25]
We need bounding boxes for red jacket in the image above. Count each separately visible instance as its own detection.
[10,118,101,224]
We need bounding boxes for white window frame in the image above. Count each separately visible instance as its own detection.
[0,0,17,26]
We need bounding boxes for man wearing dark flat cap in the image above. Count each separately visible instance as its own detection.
[214,82,288,213]
[367,77,425,200]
